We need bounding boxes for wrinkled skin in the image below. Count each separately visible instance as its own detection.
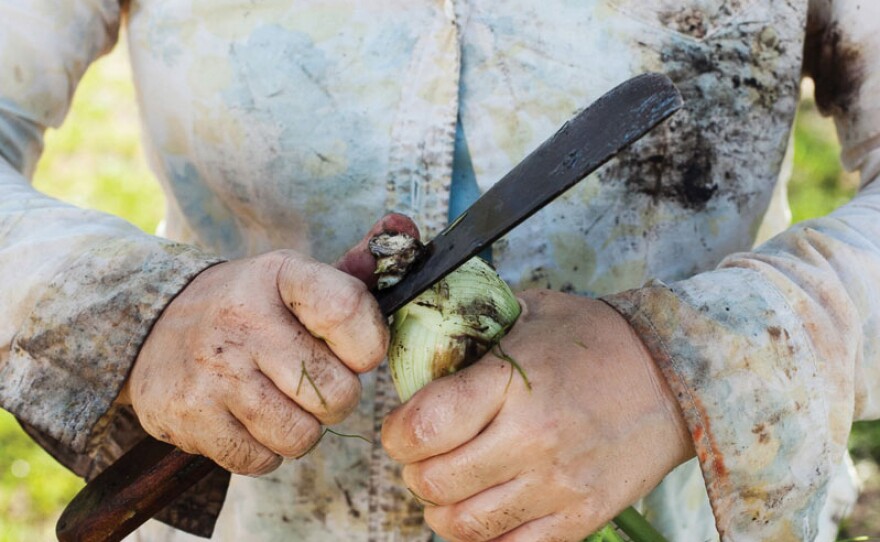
[382,290,695,542]
[118,214,419,475]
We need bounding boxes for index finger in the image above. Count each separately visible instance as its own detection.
[277,252,388,373]
[381,357,513,464]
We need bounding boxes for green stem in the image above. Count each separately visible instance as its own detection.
[299,361,328,408]
[295,427,372,459]
[584,524,626,542]
[325,427,372,444]
[491,343,532,392]
[612,507,667,542]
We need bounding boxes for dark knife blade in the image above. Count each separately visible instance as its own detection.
[376,72,683,315]
[57,72,682,542]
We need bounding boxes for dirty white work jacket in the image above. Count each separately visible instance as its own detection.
[1,0,879,540]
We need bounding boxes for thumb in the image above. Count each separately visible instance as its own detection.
[334,213,420,288]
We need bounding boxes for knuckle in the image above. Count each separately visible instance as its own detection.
[273,414,322,458]
[239,401,262,424]
[276,255,315,309]
[449,511,490,542]
[321,373,362,423]
[319,277,367,332]
[381,403,436,459]
[291,258,323,291]
[232,386,266,424]
[221,437,280,476]
[405,465,446,505]
[210,436,245,471]
[246,452,283,476]
[298,355,362,421]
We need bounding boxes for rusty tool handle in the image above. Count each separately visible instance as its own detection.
[56,437,217,542]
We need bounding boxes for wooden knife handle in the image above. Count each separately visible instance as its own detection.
[56,437,218,542]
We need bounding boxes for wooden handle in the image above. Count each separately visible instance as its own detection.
[56,437,219,542]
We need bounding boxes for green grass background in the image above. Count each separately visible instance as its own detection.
[1,43,878,540]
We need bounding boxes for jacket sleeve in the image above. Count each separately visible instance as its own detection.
[603,0,880,539]
[0,0,226,526]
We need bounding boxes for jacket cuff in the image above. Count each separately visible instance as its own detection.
[0,237,222,453]
[603,271,840,541]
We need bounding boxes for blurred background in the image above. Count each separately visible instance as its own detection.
[1,40,878,541]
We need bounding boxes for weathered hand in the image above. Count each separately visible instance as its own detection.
[382,290,695,542]
[119,214,418,475]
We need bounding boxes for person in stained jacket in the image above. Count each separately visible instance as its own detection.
[1,0,878,540]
